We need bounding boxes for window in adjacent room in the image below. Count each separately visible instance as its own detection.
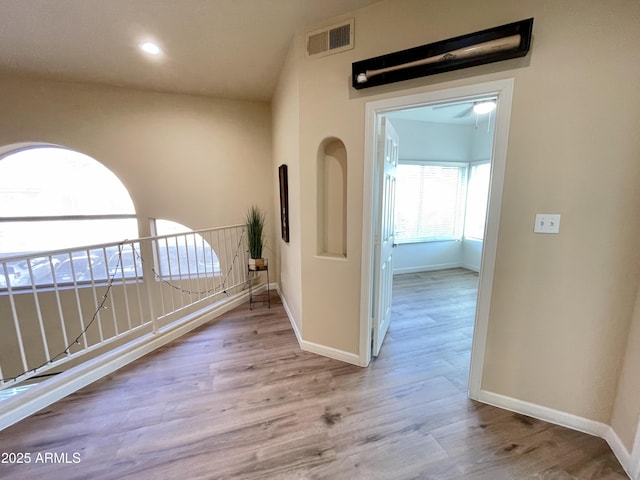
[394,162,468,243]
[464,161,491,240]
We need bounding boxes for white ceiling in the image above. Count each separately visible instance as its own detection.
[0,0,383,101]
[386,98,497,126]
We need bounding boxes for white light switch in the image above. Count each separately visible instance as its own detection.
[534,214,561,234]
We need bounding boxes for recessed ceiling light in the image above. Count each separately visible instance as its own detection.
[139,42,162,55]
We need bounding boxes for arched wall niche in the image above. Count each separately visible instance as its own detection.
[316,137,347,258]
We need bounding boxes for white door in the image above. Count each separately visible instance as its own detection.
[372,117,399,357]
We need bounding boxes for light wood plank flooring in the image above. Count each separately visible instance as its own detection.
[0,269,627,479]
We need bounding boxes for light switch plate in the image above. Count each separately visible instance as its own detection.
[534,214,561,234]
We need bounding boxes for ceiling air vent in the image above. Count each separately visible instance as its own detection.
[306,19,354,57]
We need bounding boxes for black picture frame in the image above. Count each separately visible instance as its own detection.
[278,164,289,243]
[352,18,533,90]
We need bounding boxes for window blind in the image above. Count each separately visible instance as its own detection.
[464,162,491,240]
[395,162,468,243]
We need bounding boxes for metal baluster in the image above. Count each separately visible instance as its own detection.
[3,262,28,376]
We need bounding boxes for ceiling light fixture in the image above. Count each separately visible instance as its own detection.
[139,42,162,56]
[473,101,496,115]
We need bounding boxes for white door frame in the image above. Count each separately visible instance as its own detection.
[359,78,514,400]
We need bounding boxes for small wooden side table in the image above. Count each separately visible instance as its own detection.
[248,260,270,310]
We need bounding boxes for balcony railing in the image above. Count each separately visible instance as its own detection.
[0,224,249,389]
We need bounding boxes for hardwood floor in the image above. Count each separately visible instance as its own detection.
[0,269,627,479]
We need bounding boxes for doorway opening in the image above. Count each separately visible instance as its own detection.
[359,79,514,400]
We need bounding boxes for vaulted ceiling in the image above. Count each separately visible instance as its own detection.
[0,0,383,101]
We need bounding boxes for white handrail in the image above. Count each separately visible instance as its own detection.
[0,224,248,388]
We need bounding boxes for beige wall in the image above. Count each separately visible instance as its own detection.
[0,74,275,377]
[275,0,640,438]
[0,74,274,237]
[272,42,303,330]
[611,288,640,450]
[5,0,638,455]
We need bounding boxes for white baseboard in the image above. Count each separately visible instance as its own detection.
[299,339,363,366]
[461,262,480,273]
[477,390,609,436]
[275,284,364,367]
[0,288,255,431]
[477,389,633,479]
[606,427,633,479]
[631,420,640,480]
[393,262,461,275]
[275,284,302,344]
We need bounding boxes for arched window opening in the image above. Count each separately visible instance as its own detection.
[0,146,139,288]
[152,219,220,280]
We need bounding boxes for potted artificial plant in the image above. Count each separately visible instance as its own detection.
[246,205,266,269]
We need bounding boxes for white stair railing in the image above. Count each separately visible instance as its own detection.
[0,224,247,389]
